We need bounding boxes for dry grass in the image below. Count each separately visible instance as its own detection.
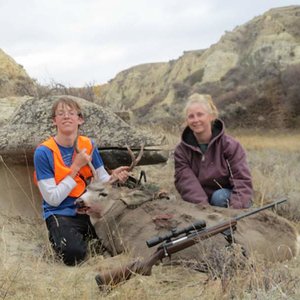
[231,130,300,221]
[233,130,300,152]
[1,130,300,299]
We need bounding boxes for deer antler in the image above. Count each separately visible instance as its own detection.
[109,143,145,184]
[126,143,145,171]
[74,136,99,181]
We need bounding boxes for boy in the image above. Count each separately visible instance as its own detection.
[34,97,128,265]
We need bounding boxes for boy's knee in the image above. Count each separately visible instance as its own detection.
[53,238,87,266]
[62,245,87,266]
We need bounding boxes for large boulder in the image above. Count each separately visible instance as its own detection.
[0,95,168,168]
[0,96,31,126]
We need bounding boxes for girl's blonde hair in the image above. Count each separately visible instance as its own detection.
[184,93,219,119]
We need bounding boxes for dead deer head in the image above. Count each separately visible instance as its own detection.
[74,137,144,219]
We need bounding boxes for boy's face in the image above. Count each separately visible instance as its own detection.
[52,103,84,135]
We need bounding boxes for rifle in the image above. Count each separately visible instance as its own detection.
[95,199,287,288]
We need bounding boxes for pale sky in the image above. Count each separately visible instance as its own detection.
[1,0,299,87]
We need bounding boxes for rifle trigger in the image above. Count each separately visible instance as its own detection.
[162,244,169,257]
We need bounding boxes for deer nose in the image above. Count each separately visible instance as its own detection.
[75,199,85,208]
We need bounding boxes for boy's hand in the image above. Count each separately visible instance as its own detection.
[110,166,130,183]
[70,148,92,177]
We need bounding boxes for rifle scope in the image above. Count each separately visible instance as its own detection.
[146,219,206,248]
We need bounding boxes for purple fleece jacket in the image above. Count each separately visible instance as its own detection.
[174,119,252,209]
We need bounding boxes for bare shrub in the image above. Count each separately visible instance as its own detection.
[281,63,300,126]
[133,91,167,118]
[172,81,190,100]
[184,69,204,86]
[14,79,97,102]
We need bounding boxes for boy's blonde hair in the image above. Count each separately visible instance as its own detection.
[184,93,219,119]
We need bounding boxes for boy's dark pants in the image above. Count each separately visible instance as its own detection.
[46,214,97,266]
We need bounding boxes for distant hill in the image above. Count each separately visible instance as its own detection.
[0,49,34,98]
[95,6,300,129]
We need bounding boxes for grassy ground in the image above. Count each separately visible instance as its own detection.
[1,130,300,299]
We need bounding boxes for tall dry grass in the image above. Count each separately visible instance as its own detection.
[233,131,300,221]
[0,130,300,299]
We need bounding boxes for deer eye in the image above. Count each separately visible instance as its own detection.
[98,192,108,197]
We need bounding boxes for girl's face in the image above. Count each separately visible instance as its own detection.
[186,103,214,136]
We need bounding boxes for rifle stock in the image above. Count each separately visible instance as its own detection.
[95,198,287,288]
[95,250,164,287]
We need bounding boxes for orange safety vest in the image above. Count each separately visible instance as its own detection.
[34,136,93,197]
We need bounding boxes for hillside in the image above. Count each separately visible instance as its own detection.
[0,49,34,98]
[95,6,300,129]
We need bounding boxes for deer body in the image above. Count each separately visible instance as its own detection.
[77,186,299,263]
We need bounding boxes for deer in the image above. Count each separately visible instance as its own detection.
[74,138,145,223]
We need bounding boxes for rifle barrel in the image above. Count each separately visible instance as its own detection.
[235,198,287,221]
